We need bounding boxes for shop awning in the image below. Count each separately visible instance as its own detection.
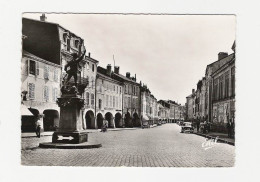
[28,107,39,116]
[142,115,150,121]
[21,105,34,116]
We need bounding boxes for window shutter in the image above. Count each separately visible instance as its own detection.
[36,62,39,76]
[25,59,29,75]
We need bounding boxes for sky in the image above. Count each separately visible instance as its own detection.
[22,13,236,105]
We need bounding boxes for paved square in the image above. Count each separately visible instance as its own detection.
[21,124,235,167]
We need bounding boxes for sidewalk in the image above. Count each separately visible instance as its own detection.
[194,131,235,146]
[21,127,142,138]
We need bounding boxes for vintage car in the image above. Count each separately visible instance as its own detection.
[181,122,194,133]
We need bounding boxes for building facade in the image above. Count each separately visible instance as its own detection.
[94,65,124,129]
[113,69,141,128]
[211,53,235,132]
[21,51,61,131]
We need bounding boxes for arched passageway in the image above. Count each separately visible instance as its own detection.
[97,113,103,129]
[43,109,59,131]
[125,112,132,128]
[115,113,122,128]
[105,112,114,128]
[133,113,140,127]
[85,110,95,129]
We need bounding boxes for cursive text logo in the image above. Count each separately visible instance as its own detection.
[202,136,219,150]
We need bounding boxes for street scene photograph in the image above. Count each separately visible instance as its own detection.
[21,13,236,167]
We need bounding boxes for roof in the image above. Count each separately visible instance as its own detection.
[23,17,83,40]
[113,72,139,84]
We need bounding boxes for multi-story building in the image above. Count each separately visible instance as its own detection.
[21,51,61,132]
[195,78,206,121]
[186,89,196,121]
[158,100,170,123]
[211,48,235,132]
[81,54,99,129]
[140,84,158,125]
[94,65,124,128]
[113,69,141,128]
[22,15,91,131]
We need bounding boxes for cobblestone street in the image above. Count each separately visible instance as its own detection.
[21,124,235,167]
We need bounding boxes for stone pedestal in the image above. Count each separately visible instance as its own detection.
[40,90,101,149]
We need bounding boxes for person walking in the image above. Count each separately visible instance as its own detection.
[35,114,43,138]
[227,120,231,138]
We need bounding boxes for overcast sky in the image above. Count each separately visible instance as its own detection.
[23,13,236,104]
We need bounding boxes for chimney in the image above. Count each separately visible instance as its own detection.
[126,72,130,78]
[107,64,112,76]
[88,52,91,57]
[40,13,47,22]
[218,52,228,60]
[192,89,195,94]
[114,66,120,74]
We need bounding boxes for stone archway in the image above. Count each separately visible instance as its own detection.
[85,110,95,129]
[115,113,122,128]
[105,112,114,128]
[125,112,132,128]
[97,113,103,129]
[133,112,140,127]
[43,109,59,131]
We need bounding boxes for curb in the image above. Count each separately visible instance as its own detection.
[194,132,235,146]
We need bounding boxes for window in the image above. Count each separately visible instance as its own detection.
[99,99,102,110]
[91,78,95,89]
[125,85,128,94]
[116,97,118,108]
[106,95,109,107]
[113,85,115,92]
[224,71,229,98]
[120,87,121,94]
[119,97,121,108]
[110,96,112,107]
[67,39,70,51]
[28,83,35,99]
[113,96,115,108]
[44,86,49,101]
[133,86,135,95]
[54,68,58,82]
[231,67,235,96]
[52,88,58,102]
[29,60,36,75]
[74,39,79,48]
[219,75,223,99]
[91,93,94,106]
[44,65,49,79]
[86,92,90,105]
[213,78,218,101]
[92,64,95,72]
[128,97,131,108]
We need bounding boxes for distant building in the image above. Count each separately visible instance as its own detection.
[94,65,124,128]
[186,89,195,121]
[113,68,141,127]
[158,100,170,123]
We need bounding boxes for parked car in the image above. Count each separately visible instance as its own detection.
[181,122,194,133]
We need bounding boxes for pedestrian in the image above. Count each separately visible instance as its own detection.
[35,114,42,138]
[101,119,108,132]
[231,118,235,138]
[196,119,200,133]
[227,120,231,138]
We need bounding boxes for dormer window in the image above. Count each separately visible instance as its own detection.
[63,32,69,42]
[74,39,80,48]
[66,38,70,51]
